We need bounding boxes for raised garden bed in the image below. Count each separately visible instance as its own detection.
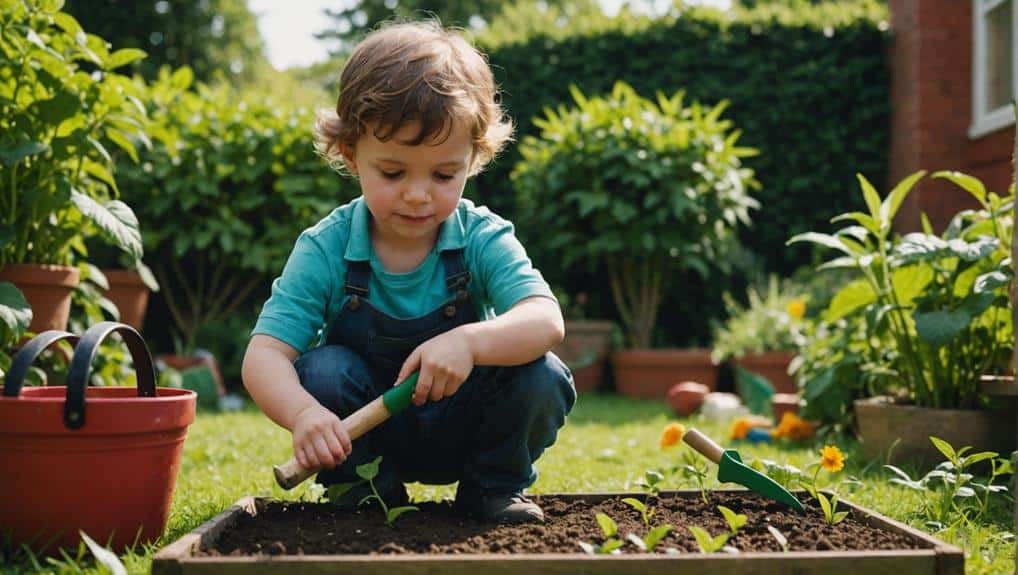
[153,490,962,574]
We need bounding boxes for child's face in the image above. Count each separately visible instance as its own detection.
[343,120,473,248]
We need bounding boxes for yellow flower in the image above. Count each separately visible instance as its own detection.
[787,298,806,320]
[730,418,753,441]
[820,445,845,472]
[660,422,686,449]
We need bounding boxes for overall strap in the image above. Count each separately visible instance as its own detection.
[440,249,472,297]
[344,259,371,309]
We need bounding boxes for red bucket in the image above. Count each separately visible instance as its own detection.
[0,322,196,554]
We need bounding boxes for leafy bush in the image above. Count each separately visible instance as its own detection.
[116,68,355,350]
[791,171,1014,417]
[513,82,758,348]
[0,0,147,267]
[711,275,807,363]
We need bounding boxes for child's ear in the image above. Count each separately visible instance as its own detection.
[339,143,358,175]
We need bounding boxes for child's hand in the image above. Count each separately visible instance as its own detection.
[291,404,352,470]
[397,327,475,405]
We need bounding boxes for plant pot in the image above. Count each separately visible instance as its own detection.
[771,393,801,423]
[553,320,614,393]
[102,269,150,332]
[153,490,963,574]
[0,263,80,333]
[0,322,197,554]
[854,396,1017,466]
[612,349,716,400]
[737,351,797,394]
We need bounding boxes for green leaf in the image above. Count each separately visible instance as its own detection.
[595,512,618,537]
[913,309,970,349]
[929,436,956,462]
[82,158,118,193]
[832,511,849,524]
[933,171,986,205]
[53,12,83,36]
[105,129,138,163]
[880,170,925,224]
[643,524,673,550]
[856,173,882,219]
[717,505,747,533]
[105,48,146,70]
[823,279,876,322]
[786,232,854,256]
[69,192,143,259]
[0,140,49,166]
[355,456,382,481]
[817,492,833,520]
[385,505,419,525]
[600,539,624,554]
[0,282,32,335]
[621,497,646,514]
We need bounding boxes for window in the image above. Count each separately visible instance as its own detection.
[970,0,1017,138]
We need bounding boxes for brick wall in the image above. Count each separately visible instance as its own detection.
[889,0,1016,233]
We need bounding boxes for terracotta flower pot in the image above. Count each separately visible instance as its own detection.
[771,393,801,423]
[0,323,196,554]
[737,351,797,394]
[0,264,80,333]
[553,320,614,393]
[854,396,1017,466]
[667,381,709,416]
[612,349,717,400]
[102,269,150,332]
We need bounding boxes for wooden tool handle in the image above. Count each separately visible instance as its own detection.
[273,396,388,490]
[682,428,725,465]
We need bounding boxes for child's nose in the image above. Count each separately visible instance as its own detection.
[403,180,430,203]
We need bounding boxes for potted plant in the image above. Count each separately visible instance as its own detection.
[0,1,148,333]
[513,82,759,399]
[84,239,160,332]
[550,289,615,393]
[790,170,1015,463]
[711,274,807,395]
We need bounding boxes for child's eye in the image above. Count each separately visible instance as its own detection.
[380,170,403,180]
[434,172,454,181]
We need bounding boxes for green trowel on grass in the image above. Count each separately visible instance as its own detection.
[273,372,419,490]
[683,428,805,513]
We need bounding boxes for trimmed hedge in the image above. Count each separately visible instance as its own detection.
[475,3,890,281]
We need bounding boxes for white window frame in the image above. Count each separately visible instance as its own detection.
[969,0,1017,139]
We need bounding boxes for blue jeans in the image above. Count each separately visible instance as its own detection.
[294,344,576,494]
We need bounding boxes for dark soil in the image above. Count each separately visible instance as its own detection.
[201,491,930,556]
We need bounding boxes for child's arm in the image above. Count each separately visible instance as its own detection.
[242,334,352,470]
[396,296,564,405]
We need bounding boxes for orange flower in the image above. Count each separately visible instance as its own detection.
[660,422,686,449]
[771,412,815,441]
[787,298,806,320]
[820,445,845,472]
[730,418,753,441]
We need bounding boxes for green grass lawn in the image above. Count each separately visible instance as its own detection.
[4,394,1015,574]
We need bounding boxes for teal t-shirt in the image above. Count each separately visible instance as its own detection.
[252,197,555,353]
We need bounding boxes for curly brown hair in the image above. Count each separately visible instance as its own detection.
[314,21,513,176]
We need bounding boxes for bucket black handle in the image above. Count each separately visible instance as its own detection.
[64,321,157,429]
[3,330,80,397]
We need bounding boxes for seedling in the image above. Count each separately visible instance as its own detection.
[622,497,654,528]
[816,492,849,525]
[800,445,848,525]
[716,505,747,535]
[578,513,624,555]
[680,450,710,504]
[635,469,666,495]
[625,524,673,552]
[687,525,730,554]
[355,457,419,526]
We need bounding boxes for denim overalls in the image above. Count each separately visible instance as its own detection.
[293,248,576,496]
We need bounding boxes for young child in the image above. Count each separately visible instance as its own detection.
[242,21,576,524]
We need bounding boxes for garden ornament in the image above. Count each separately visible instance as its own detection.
[273,372,419,490]
[683,428,805,512]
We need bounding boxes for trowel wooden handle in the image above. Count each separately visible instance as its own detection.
[682,428,725,465]
[273,396,389,490]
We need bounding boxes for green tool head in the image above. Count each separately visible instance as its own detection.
[718,450,805,513]
[381,372,418,416]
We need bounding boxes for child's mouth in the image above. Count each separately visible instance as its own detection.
[398,214,432,223]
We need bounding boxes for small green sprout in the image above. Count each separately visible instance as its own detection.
[687,525,730,554]
[799,445,848,526]
[716,505,747,535]
[680,450,710,504]
[355,457,419,526]
[816,492,849,526]
[622,497,655,527]
[635,469,666,495]
[625,524,674,552]
[579,512,625,555]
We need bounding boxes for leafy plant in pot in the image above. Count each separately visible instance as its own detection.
[0,0,147,333]
[513,82,759,399]
[550,289,615,393]
[789,170,1015,463]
